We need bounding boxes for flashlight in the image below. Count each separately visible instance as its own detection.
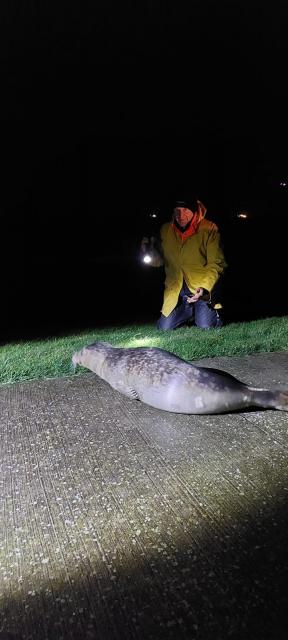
[143,254,152,264]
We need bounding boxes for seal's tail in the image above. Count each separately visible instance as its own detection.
[250,388,288,411]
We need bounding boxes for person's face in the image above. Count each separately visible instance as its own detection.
[174,207,195,228]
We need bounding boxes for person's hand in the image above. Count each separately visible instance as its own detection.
[140,237,150,254]
[186,288,204,303]
[140,236,163,267]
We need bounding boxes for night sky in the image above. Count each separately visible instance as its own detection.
[1,1,288,339]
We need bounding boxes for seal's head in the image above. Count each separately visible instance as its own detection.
[72,341,114,374]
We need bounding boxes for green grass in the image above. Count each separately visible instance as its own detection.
[0,316,287,386]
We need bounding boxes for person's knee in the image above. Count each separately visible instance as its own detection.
[195,307,222,329]
[196,315,222,329]
[195,320,214,329]
[156,314,174,330]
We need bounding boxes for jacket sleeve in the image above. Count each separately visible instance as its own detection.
[202,225,227,292]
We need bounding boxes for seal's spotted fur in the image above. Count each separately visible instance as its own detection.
[72,342,288,415]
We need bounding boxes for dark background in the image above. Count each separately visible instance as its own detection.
[1,1,288,341]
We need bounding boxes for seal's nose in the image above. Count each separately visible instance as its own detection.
[72,352,79,368]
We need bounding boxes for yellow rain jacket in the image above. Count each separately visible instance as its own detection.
[160,208,227,317]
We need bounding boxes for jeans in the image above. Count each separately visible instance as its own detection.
[156,284,222,330]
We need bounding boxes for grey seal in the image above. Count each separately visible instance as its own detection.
[72,341,288,414]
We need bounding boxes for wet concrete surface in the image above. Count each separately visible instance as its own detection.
[0,352,288,639]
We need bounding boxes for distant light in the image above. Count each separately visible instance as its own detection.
[280,181,287,187]
[237,212,248,219]
[143,254,152,264]
[149,211,158,218]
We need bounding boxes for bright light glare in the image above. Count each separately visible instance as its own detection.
[143,255,152,264]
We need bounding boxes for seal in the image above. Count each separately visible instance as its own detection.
[72,341,288,414]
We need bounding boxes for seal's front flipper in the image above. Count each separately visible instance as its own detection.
[110,381,140,401]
